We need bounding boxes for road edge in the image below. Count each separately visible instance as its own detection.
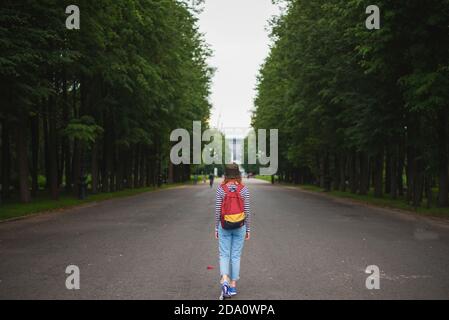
[0,184,189,224]
[280,183,449,229]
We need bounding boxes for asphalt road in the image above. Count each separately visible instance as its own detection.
[0,178,448,299]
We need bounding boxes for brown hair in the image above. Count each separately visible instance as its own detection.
[224,177,242,184]
[224,163,241,182]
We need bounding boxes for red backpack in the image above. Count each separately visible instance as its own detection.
[220,182,246,230]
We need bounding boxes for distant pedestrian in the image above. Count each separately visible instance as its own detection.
[209,173,214,188]
[215,164,251,299]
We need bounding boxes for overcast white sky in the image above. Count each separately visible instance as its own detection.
[198,0,280,132]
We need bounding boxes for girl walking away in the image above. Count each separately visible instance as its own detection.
[215,164,251,299]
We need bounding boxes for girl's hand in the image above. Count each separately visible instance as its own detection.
[245,232,250,240]
[215,231,219,240]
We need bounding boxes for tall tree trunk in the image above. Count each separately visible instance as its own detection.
[390,146,398,199]
[126,150,133,188]
[30,114,39,196]
[91,140,99,194]
[72,139,81,196]
[116,149,126,190]
[62,70,72,191]
[397,142,405,197]
[58,137,64,188]
[133,145,140,188]
[333,153,340,191]
[102,139,111,193]
[359,152,369,195]
[139,149,146,187]
[319,154,325,188]
[1,120,11,200]
[385,148,391,195]
[186,164,191,182]
[64,139,72,192]
[71,79,81,196]
[149,153,156,187]
[425,173,433,208]
[406,145,415,204]
[168,161,174,184]
[437,108,449,206]
[323,152,331,191]
[349,151,359,194]
[102,110,114,193]
[48,97,59,200]
[157,143,163,187]
[339,153,347,191]
[413,157,424,207]
[109,113,116,192]
[173,164,178,183]
[146,149,152,187]
[293,167,299,184]
[42,106,50,190]
[373,149,384,197]
[16,109,30,203]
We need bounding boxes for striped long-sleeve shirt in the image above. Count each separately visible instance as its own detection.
[215,183,251,233]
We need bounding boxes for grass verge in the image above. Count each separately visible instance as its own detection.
[0,183,185,222]
[254,175,277,183]
[286,184,449,218]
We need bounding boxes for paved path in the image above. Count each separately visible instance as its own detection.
[0,179,448,299]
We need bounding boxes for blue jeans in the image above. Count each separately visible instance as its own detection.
[218,224,246,281]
